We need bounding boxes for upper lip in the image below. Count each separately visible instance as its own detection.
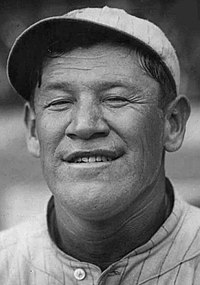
[63,149,120,163]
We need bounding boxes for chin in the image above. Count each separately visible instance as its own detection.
[54,181,125,220]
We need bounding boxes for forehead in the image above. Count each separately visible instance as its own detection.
[39,43,160,94]
[43,43,138,72]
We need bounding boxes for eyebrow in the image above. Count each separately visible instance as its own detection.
[41,79,143,94]
[42,82,74,93]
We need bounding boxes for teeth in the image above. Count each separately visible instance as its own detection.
[88,156,96,163]
[74,157,82,163]
[82,157,89,162]
[101,156,107,162]
[96,156,102,162]
[73,155,112,163]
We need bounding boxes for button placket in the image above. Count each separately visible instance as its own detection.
[97,261,127,285]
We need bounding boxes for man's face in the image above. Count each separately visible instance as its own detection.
[32,43,165,220]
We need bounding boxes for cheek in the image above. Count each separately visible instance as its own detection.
[108,106,164,170]
[35,114,66,165]
[110,106,164,145]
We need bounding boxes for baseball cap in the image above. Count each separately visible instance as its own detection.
[7,6,180,100]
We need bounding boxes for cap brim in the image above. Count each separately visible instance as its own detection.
[7,16,163,100]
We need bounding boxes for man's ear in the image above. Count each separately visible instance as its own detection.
[164,95,191,152]
[24,102,40,158]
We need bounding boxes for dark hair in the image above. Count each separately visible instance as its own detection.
[29,29,177,110]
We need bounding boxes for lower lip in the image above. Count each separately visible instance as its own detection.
[64,161,113,168]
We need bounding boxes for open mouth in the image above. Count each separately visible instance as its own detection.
[72,155,112,163]
[64,150,118,164]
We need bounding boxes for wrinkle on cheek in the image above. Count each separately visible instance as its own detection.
[36,116,65,157]
[138,135,146,180]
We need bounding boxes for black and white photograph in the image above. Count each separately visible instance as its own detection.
[0,0,200,284]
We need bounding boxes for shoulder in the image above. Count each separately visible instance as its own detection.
[0,215,48,251]
[180,200,200,238]
[171,196,200,263]
[0,214,51,270]
[0,215,66,284]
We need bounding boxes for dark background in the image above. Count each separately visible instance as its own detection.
[0,0,199,230]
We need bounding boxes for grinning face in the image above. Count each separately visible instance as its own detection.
[29,43,166,220]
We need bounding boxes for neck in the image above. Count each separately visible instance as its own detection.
[50,175,172,270]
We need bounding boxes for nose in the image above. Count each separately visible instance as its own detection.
[65,98,110,140]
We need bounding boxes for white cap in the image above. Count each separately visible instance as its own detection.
[7,6,180,100]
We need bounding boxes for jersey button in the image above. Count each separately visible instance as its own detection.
[74,268,86,280]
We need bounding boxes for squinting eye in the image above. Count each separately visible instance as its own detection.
[46,99,73,110]
[103,96,129,107]
[106,97,127,101]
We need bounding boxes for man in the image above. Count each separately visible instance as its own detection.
[0,6,199,284]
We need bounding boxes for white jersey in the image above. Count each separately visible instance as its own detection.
[0,188,200,284]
